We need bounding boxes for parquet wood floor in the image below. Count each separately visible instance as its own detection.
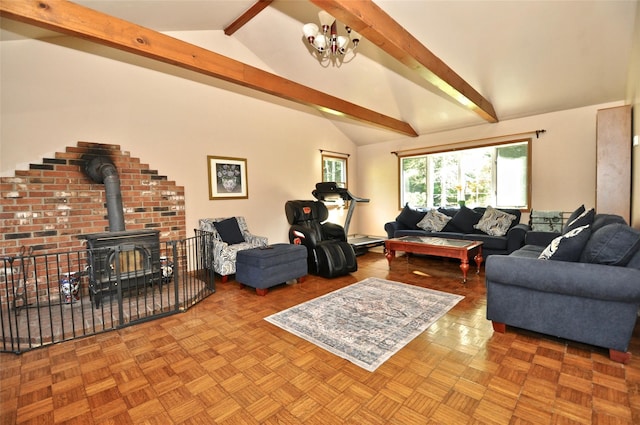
[1,250,639,424]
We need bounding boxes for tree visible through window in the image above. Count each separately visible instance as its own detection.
[322,154,347,188]
[399,140,530,209]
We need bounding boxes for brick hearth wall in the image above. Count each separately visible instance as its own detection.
[1,141,186,258]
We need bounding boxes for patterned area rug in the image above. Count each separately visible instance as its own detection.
[264,277,464,372]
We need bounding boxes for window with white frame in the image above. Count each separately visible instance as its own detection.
[322,154,347,188]
[399,139,530,210]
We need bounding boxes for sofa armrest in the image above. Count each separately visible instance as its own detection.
[525,231,560,247]
[505,223,530,253]
[486,255,640,302]
[289,224,320,247]
[384,221,397,239]
[384,221,411,239]
[244,233,268,246]
[209,238,230,269]
[322,222,347,242]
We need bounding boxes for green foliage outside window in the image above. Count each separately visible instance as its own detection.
[400,140,529,210]
[322,155,347,188]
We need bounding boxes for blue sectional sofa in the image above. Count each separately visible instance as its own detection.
[486,207,640,363]
[384,205,530,256]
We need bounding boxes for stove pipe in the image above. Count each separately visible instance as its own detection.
[85,156,125,232]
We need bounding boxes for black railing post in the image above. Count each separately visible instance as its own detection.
[2,257,18,352]
[170,240,179,312]
[114,245,124,325]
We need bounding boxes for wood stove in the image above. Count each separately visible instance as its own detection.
[80,230,162,307]
[77,154,163,307]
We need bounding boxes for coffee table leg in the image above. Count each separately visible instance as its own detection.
[460,259,469,283]
[385,248,396,265]
[474,247,483,274]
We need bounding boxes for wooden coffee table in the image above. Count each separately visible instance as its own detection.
[385,236,483,283]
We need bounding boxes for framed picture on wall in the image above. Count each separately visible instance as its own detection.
[207,156,248,200]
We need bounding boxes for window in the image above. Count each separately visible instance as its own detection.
[399,139,530,210]
[322,154,348,188]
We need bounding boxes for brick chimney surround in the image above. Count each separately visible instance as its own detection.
[1,141,187,258]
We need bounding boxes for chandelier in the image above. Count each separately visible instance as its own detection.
[302,11,361,67]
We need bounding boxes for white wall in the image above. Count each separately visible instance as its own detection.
[0,32,358,243]
[1,31,634,242]
[356,101,625,237]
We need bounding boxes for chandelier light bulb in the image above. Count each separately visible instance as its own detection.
[336,36,349,54]
[313,35,327,52]
[303,23,319,43]
[318,10,335,33]
[350,30,361,46]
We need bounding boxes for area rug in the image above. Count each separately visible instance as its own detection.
[264,277,464,372]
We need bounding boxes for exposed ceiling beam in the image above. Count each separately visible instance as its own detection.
[224,0,273,36]
[311,0,499,123]
[0,0,418,137]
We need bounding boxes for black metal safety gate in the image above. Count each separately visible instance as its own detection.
[0,233,215,354]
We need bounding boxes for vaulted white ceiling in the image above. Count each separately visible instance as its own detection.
[1,0,636,145]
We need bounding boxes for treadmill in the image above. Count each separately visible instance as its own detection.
[312,182,386,255]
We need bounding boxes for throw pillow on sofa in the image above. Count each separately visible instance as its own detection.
[437,207,463,232]
[396,204,426,229]
[417,209,451,232]
[591,214,627,232]
[539,224,591,262]
[564,207,595,233]
[449,206,482,234]
[563,204,585,233]
[474,206,517,236]
[579,223,640,266]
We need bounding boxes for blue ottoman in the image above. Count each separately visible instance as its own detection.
[236,243,308,295]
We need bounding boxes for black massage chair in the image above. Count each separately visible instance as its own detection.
[285,200,357,278]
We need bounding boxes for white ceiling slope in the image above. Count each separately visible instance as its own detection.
[1,0,637,146]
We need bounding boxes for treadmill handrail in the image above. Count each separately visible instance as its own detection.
[312,182,369,202]
[312,182,369,235]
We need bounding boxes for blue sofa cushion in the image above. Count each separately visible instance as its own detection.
[539,225,591,262]
[564,208,595,233]
[627,248,640,270]
[438,207,459,218]
[394,229,465,239]
[417,209,451,231]
[396,204,426,229]
[213,217,245,245]
[592,214,627,232]
[580,223,640,266]
[441,222,462,232]
[463,233,508,251]
[508,244,544,259]
[449,206,482,234]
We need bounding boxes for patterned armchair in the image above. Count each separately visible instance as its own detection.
[198,217,268,282]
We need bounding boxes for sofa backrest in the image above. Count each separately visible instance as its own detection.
[591,213,627,232]
[437,207,521,224]
[578,221,640,268]
[394,204,522,235]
